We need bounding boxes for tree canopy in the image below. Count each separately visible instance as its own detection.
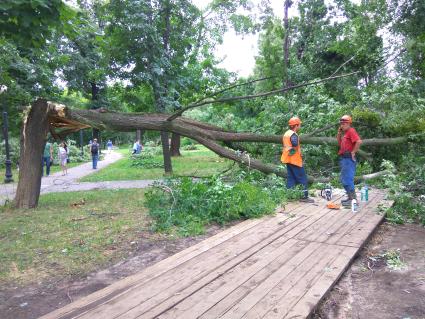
[0,0,423,211]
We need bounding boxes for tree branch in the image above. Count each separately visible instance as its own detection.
[167,71,360,121]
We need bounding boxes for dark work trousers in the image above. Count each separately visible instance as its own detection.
[286,164,308,198]
[339,157,356,193]
[42,156,51,176]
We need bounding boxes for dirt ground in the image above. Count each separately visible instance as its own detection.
[0,222,424,319]
[313,222,425,319]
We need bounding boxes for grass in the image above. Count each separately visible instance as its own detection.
[0,189,150,285]
[80,147,231,182]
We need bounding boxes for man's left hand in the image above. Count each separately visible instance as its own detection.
[351,152,356,161]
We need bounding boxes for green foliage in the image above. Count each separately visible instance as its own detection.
[381,249,408,271]
[379,159,425,225]
[0,137,20,168]
[145,171,301,236]
[130,153,164,169]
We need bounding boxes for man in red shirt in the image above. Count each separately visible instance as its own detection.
[337,115,362,206]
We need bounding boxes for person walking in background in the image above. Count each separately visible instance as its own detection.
[58,142,68,175]
[337,115,362,207]
[42,140,53,177]
[107,139,113,153]
[90,138,99,169]
[132,140,140,154]
[281,116,314,203]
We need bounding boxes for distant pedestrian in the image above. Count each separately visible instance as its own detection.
[42,140,53,177]
[132,140,141,154]
[58,142,68,175]
[107,139,113,153]
[90,138,99,169]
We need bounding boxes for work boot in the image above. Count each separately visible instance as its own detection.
[341,191,356,207]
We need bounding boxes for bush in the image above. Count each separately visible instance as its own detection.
[181,144,198,151]
[379,159,425,225]
[130,153,164,169]
[0,137,20,168]
[145,172,302,236]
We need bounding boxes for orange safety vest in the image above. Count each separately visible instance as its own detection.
[281,130,303,167]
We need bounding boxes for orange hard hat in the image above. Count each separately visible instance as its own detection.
[288,116,302,126]
[339,115,352,124]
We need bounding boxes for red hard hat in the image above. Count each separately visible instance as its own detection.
[339,115,352,124]
[288,116,302,126]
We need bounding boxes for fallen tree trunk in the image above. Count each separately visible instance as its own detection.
[15,100,405,208]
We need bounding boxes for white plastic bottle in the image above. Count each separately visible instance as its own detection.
[351,198,358,213]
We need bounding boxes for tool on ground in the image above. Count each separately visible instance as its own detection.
[326,202,340,209]
[321,185,333,201]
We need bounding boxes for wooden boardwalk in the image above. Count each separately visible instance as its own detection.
[42,189,392,319]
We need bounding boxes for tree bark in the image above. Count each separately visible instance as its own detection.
[170,133,181,157]
[14,99,51,208]
[161,131,173,174]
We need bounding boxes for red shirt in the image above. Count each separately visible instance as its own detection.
[338,127,361,155]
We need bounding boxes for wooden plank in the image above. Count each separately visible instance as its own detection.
[77,214,309,319]
[326,191,385,247]
[154,238,305,319]
[308,190,382,244]
[199,241,323,319]
[216,243,338,319]
[282,245,358,318]
[41,191,391,319]
[82,202,325,319]
[241,243,343,319]
[42,203,306,319]
[40,217,267,319]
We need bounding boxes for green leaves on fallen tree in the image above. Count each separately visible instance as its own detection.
[145,175,301,236]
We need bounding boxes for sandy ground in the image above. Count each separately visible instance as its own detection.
[313,222,425,319]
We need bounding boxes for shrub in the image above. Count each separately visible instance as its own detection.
[145,172,302,236]
[130,153,164,169]
[380,159,425,225]
[0,137,20,168]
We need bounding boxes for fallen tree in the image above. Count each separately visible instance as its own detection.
[15,99,408,208]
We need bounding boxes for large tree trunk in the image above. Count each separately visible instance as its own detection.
[160,131,172,174]
[91,82,101,150]
[170,133,181,157]
[16,99,410,208]
[14,99,51,208]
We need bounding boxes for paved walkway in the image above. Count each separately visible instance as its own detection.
[0,151,156,204]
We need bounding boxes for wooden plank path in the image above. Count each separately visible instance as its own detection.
[41,189,392,319]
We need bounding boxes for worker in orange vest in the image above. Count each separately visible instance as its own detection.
[281,117,314,203]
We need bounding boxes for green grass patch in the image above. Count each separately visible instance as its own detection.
[0,189,149,285]
[80,147,231,182]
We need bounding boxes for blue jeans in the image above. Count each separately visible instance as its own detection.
[42,156,51,176]
[340,157,356,193]
[92,154,99,169]
[286,164,309,198]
